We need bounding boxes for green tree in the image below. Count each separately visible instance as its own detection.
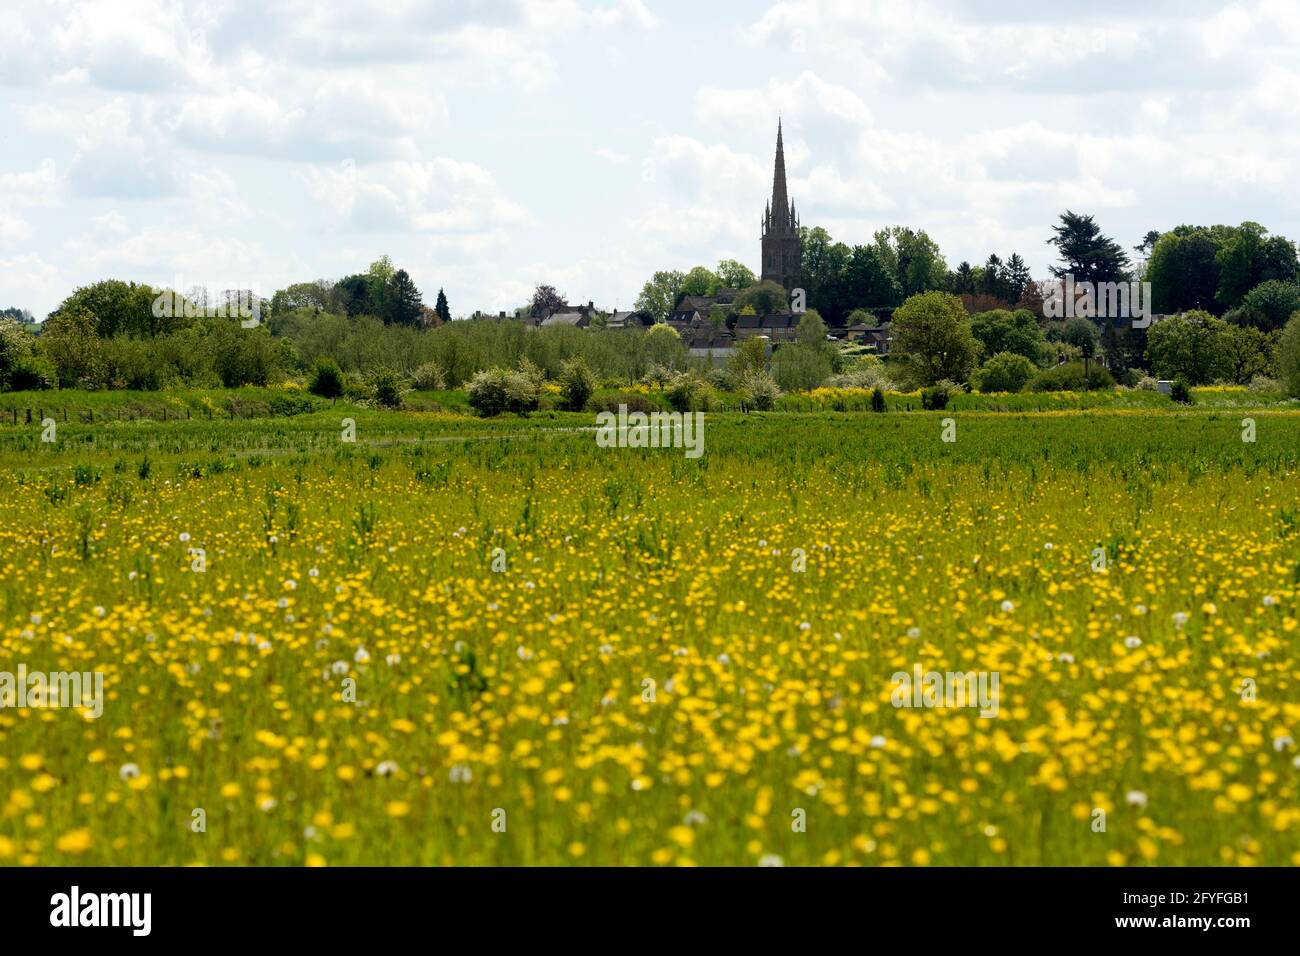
[715,259,756,290]
[680,266,720,298]
[727,336,767,381]
[384,269,424,326]
[434,288,452,324]
[1145,226,1222,314]
[1275,311,1300,397]
[1214,223,1299,310]
[795,308,829,347]
[1220,323,1273,384]
[634,271,685,323]
[1237,280,1300,331]
[771,344,832,391]
[1145,310,1232,385]
[308,356,345,398]
[845,244,902,311]
[969,309,1045,364]
[731,281,788,317]
[975,352,1036,393]
[1047,210,1130,284]
[558,355,597,411]
[890,291,979,386]
[642,322,685,368]
[39,308,107,388]
[270,280,333,316]
[1004,254,1032,304]
[52,280,173,338]
[798,226,853,322]
[873,226,949,298]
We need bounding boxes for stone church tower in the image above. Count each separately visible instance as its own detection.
[761,119,801,291]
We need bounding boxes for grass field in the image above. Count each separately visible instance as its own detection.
[2,399,1299,865]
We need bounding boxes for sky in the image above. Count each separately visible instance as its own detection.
[4,0,1300,320]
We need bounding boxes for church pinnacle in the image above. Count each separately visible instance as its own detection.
[761,119,801,291]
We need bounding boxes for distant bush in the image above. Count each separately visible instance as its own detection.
[1277,312,1300,397]
[589,392,660,415]
[641,363,673,388]
[368,368,406,409]
[503,369,541,414]
[920,384,949,410]
[871,387,886,412]
[975,351,1037,393]
[1170,378,1193,404]
[467,368,509,416]
[740,373,780,411]
[825,359,895,391]
[268,391,317,416]
[1028,361,1116,392]
[665,372,714,412]
[558,356,597,411]
[6,355,55,391]
[468,367,540,416]
[705,368,734,391]
[411,361,446,391]
[308,357,345,398]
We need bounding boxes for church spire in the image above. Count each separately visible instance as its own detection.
[770,118,790,233]
[760,115,801,291]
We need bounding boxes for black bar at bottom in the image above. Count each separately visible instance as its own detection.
[0,866,1285,942]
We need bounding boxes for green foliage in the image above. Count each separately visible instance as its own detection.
[715,259,756,290]
[731,281,789,317]
[1216,222,1299,310]
[771,343,833,392]
[970,309,1045,364]
[919,384,949,410]
[1145,226,1222,314]
[727,336,767,381]
[309,357,345,398]
[368,368,406,409]
[558,356,597,411]
[0,318,39,390]
[642,322,686,370]
[739,372,780,411]
[466,367,540,416]
[871,387,886,412]
[51,279,177,338]
[664,372,713,412]
[1170,378,1193,404]
[411,361,447,391]
[975,351,1037,393]
[634,271,685,323]
[872,226,948,299]
[1047,210,1130,284]
[1145,310,1233,385]
[890,291,979,387]
[1028,361,1116,392]
[680,266,720,298]
[795,308,829,347]
[39,308,107,389]
[1275,312,1300,398]
[384,269,424,327]
[1237,280,1300,331]
[467,368,509,416]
